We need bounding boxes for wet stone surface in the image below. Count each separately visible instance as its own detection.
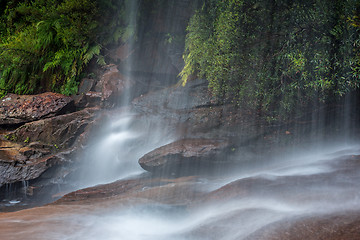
[0,93,73,125]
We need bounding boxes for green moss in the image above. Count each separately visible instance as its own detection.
[5,134,17,142]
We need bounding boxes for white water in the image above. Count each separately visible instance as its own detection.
[79,111,175,187]
[1,143,357,240]
[67,144,360,239]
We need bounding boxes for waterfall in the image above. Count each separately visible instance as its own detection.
[79,111,174,187]
[0,1,359,240]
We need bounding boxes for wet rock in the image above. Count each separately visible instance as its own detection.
[100,65,129,105]
[245,211,360,240]
[0,153,63,188]
[95,64,133,108]
[132,79,213,113]
[0,92,73,125]
[131,78,266,144]
[78,78,96,94]
[6,107,99,149]
[72,78,101,108]
[73,91,102,108]
[198,154,360,206]
[0,107,101,194]
[54,175,202,206]
[138,138,233,175]
[131,79,223,138]
[120,41,179,77]
[108,43,135,63]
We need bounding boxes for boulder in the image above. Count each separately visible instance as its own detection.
[0,92,73,125]
[138,138,233,176]
[6,107,99,149]
[78,78,96,94]
[0,154,63,187]
[72,91,102,108]
[95,64,133,108]
[0,108,100,189]
[72,78,101,108]
[131,79,224,137]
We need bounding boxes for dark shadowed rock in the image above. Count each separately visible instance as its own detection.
[139,138,233,175]
[132,79,213,113]
[72,91,102,108]
[72,78,101,108]
[108,43,135,63]
[0,151,64,188]
[78,78,96,94]
[131,79,267,140]
[0,92,73,125]
[120,41,179,77]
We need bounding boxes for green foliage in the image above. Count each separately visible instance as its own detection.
[181,0,360,119]
[5,133,17,142]
[0,0,137,97]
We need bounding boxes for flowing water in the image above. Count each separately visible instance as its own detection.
[78,110,175,187]
[1,2,359,239]
[0,142,359,240]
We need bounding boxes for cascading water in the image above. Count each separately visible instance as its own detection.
[0,143,359,240]
[78,110,175,187]
[0,1,359,240]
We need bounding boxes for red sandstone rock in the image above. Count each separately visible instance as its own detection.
[0,92,73,125]
[0,108,100,188]
[7,107,99,149]
[138,138,232,175]
[244,212,360,240]
[97,64,133,107]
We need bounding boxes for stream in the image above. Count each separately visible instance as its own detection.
[0,141,359,240]
[0,1,359,239]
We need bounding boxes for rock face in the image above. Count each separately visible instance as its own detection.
[0,153,63,188]
[0,107,100,191]
[131,79,223,138]
[244,212,360,240]
[132,79,213,113]
[98,64,132,107]
[6,107,99,149]
[138,138,233,175]
[0,92,73,125]
[54,175,201,206]
[108,43,135,63]
[201,154,360,204]
[132,79,265,137]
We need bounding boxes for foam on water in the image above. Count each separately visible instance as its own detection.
[78,110,175,187]
[6,143,356,240]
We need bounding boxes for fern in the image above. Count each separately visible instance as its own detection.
[0,0,140,96]
[83,44,101,64]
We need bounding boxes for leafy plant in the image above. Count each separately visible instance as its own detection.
[0,0,138,97]
[181,0,360,119]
